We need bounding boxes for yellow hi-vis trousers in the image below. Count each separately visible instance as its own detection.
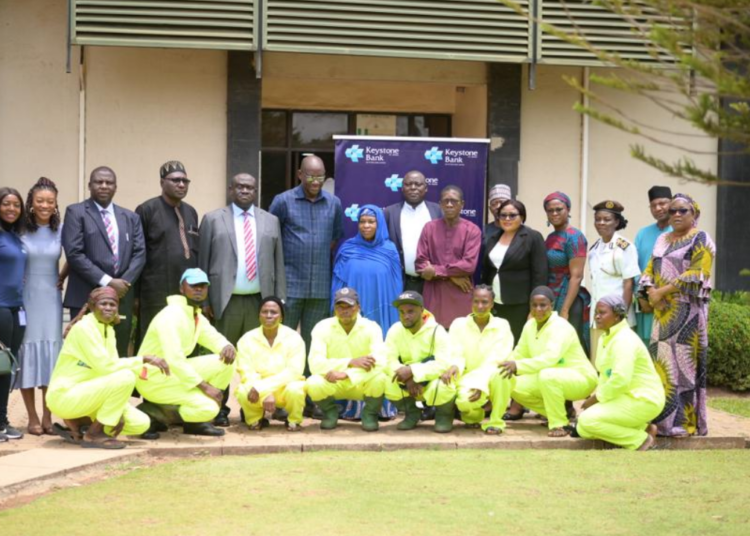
[47,369,150,436]
[511,368,596,430]
[307,369,387,402]
[577,395,662,450]
[385,378,457,406]
[236,380,307,425]
[136,355,234,423]
[456,372,515,431]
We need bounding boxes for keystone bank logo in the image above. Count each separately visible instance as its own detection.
[424,146,443,165]
[345,145,364,163]
[345,204,360,221]
[384,174,403,192]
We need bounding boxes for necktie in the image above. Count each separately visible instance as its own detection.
[100,209,119,272]
[243,211,257,281]
[174,206,191,260]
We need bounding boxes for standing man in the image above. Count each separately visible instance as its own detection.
[634,186,672,345]
[384,170,442,293]
[415,185,482,328]
[269,155,343,353]
[485,183,512,231]
[135,161,199,346]
[62,166,146,356]
[199,172,286,425]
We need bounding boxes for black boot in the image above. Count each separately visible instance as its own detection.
[183,422,225,436]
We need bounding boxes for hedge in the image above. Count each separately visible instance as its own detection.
[707,301,750,391]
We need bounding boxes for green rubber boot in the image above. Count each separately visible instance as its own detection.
[361,396,383,432]
[317,397,340,430]
[396,397,421,431]
[434,401,456,433]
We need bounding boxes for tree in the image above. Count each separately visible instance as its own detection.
[499,0,750,185]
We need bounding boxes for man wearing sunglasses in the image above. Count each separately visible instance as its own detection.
[135,160,200,346]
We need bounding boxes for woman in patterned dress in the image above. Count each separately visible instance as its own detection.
[639,193,715,437]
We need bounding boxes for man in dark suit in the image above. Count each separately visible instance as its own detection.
[62,166,146,356]
[199,173,286,425]
[384,170,442,294]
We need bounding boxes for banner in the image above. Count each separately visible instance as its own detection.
[333,136,489,239]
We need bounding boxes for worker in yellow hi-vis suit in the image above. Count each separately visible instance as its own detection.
[136,269,236,438]
[48,287,170,449]
[577,294,664,450]
[235,296,306,431]
[384,291,457,433]
[497,286,598,438]
[451,285,514,434]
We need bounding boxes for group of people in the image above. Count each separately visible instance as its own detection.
[0,154,715,449]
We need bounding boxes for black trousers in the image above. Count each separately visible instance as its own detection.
[492,302,529,347]
[0,307,25,424]
[403,274,425,294]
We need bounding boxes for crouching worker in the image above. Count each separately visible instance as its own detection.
[577,294,664,450]
[451,285,514,434]
[385,291,457,433]
[498,286,598,437]
[48,287,170,449]
[136,269,236,438]
[236,297,306,431]
[306,288,388,432]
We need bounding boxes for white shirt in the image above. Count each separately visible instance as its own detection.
[95,201,119,287]
[489,242,509,305]
[400,201,433,276]
[588,231,640,326]
[232,204,260,295]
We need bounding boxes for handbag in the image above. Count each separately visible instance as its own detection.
[0,340,19,376]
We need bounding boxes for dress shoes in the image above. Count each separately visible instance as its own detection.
[183,422,225,437]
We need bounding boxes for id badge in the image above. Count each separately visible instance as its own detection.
[18,308,27,327]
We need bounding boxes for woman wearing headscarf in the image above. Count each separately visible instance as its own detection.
[577,294,664,450]
[588,200,640,362]
[497,286,597,437]
[332,204,402,420]
[235,296,306,432]
[47,287,169,449]
[639,193,715,437]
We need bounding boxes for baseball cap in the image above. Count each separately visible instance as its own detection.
[180,268,210,286]
[392,290,424,308]
[334,287,359,306]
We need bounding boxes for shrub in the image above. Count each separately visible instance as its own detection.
[712,291,750,307]
[707,301,750,391]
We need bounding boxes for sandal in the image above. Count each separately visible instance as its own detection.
[247,421,263,431]
[485,427,503,435]
[286,422,302,432]
[27,424,43,436]
[464,423,482,429]
[52,423,81,445]
[80,437,126,450]
[547,427,571,438]
[502,411,525,421]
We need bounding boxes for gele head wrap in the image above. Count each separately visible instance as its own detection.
[672,193,700,226]
[543,191,571,210]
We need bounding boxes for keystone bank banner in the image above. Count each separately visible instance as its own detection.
[333,136,489,239]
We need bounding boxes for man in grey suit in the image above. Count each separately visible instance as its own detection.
[384,170,442,294]
[199,172,286,425]
[62,166,146,356]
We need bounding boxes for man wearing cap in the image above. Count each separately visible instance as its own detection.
[634,186,672,345]
[135,160,200,347]
[199,172,286,426]
[384,290,457,433]
[135,268,236,437]
[486,183,512,231]
[383,170,442,293]
[305,287,387,432]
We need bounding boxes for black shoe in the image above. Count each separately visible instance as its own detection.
[213,413,230,427]
[141,430,161,440]
[271,408,289,422]
[0,423,23,440]
[183,422,225,437]
[420,406,436,422]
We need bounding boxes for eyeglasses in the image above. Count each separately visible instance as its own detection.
[440,199,462,206]
[546,207,566,215]
[668,208,691,215]
[499,213,520,220]
[166,178,191,185]
[304,175,326,183]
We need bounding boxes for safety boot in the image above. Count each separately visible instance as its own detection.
[396,397,421,431]
[317,397,340,430]
[361,396,383,432]
[434,401,456,433]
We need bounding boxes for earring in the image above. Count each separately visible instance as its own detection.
[29,207,34,214]
[546,220,551,227]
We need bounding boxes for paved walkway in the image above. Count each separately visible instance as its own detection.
[3,388,749,494]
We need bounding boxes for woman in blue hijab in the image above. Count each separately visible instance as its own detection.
[331,204,402,421]
[332,204,403,334]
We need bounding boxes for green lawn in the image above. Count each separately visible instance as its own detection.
[708,397,750,419]
[3,450,750,536]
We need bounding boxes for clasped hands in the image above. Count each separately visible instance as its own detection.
[416,263,472,293]
[646,287,669,311]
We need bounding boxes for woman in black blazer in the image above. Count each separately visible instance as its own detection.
[481,199,548,344]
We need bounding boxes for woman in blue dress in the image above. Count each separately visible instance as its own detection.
[331,205,402,420]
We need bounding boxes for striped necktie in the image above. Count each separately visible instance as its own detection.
[243,211,257,281]
[100,209,119,272]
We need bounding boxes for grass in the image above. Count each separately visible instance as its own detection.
[3,450,750,536]
[708,397,750,419]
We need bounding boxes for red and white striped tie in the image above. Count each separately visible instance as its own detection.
[243,211,257,281]
[101,209,119,272]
